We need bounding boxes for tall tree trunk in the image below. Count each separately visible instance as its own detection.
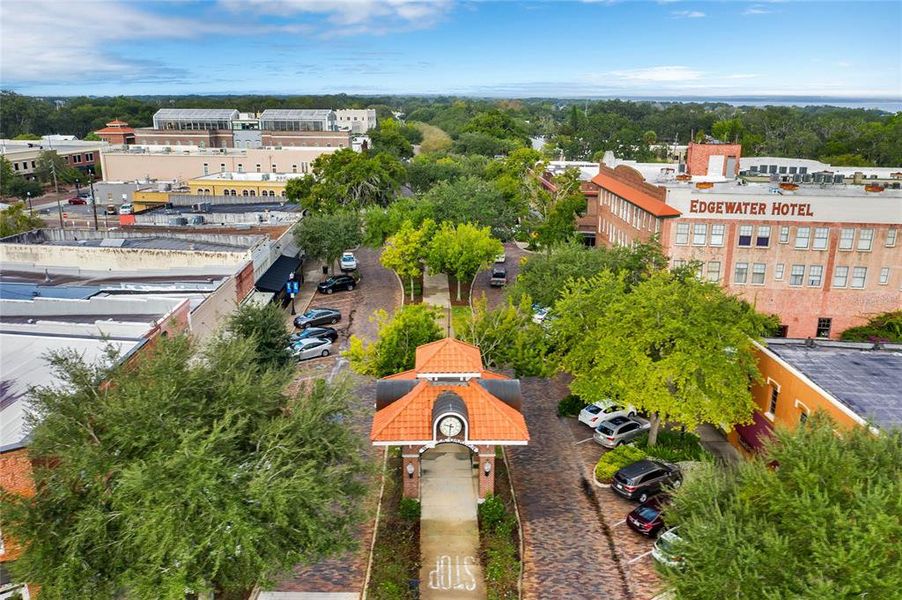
[647,413,660,447]
[456,277,462,302]
[409,276,415,302]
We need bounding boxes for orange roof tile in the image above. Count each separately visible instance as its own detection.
[371,379,528,443]
[382,368,417,380]
[414,338,483,373]
[591,171,681,218]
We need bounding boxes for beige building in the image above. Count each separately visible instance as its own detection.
[100,146,338,184]
[188,172,303,197]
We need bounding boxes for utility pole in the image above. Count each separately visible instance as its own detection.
[49,160,60,194]
[56,194,64,229]
[89,174,99,230]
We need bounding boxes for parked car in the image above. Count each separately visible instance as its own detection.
[289,326,338,343]
[532,305,550,325]
[340,252,358,271]
[105,204,118,215]
[593,415,651,448]
[294,307,341,329]
[611,459,682,503]
[495,252,506,263]
[490,267,507,287]
[317,273,358,295]
[290,337,333,361]
[652,528,685,569]
[578,400,637,428]
[67,197,87,205]
[626,494,670,537]
[118,203,134,215]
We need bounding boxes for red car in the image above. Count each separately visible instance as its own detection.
[67,197,87,205]
[626,495,670,537]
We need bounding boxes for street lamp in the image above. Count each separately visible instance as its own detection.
[26,191,32,215]
[406,463,415,479]
[483,461,492,476]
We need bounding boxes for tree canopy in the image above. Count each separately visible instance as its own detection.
[293,210,362,273]
[226,302,293,369]
[839,310,902,343]
[379,219,435,302]
[426,222,503,301]
[664,413,902,599]
[368,118,421,159]
[346,304,443,377]
[0,335,369,599]
[422,176,522,240]
[0,202,44,237]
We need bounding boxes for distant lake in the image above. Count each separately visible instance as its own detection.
[615,96,902,112]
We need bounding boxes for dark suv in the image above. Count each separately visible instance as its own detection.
[317,273,358,294]
[612,459,682,503]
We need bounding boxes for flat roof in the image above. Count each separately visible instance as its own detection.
[666,179,902,198]
[765,339,902,431]
[153,108,239,120]
[192,172,305,182]
[46,237,249,252]
[259,109,333,121]
[0,283,101,300]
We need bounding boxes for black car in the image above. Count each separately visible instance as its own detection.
[317,273,358,295]
[293,307,341,329]
[611,459,682,503]
[289,326,338,343]
[626,495,670,537]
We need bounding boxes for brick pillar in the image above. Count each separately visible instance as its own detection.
[477,445,496,501]
[401,445,421,499]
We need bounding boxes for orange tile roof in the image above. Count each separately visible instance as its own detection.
[371,379,529,443]
[591,171,681,218]
[414,338,484,373]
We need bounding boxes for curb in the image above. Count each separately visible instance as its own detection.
[501,447,526,600]
[360,447,389,600]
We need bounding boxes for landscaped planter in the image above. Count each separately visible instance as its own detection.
[592,471,611,489]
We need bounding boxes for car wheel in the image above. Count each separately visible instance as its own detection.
[330,318,338,324]
[321,349,330,357]
[672,479,682,489]
[347,284,354,291]
[639,492,649,503]
[326,288,333,294]
[629,411,636,417]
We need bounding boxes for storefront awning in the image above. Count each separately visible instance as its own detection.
[255,254,301,293]
[735,411,774,453]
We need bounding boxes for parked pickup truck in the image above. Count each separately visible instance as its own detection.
[490,267,507,287]
[593,415,651,448]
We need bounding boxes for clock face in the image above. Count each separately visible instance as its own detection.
[438,416,463,438]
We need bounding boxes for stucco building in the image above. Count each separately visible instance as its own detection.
[1,138,107,180]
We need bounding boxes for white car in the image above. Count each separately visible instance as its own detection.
[495,252,506,263]
[340,252,357,271]
[118,203,134,215]
[532,306,550,325]
[290,337,333,361]
[578,400,637,428]
[652,528,685,569]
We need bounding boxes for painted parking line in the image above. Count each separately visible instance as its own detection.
[574,437,595,445]
[628,550,654,564]
[611,519,626,528]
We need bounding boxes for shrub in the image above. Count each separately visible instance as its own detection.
[398,497,421,522]
[483,534,519,599]
[637,429,706,462]
[557,394,584,417]
[478,494,507,532]
[594,444,648,483]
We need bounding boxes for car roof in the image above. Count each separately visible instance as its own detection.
[617,459,660,477]
[606,415,631,426]
[309,307,338,313]
[297,337,329,345]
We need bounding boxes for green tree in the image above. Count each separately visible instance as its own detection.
[0,156,16,198]
[285,149,404,212]
[380,219,436,302]
[712,118,745,143]
[293,210,362,273]
[9,177,44,202]
[33,150,83,187]
[226,302,293,369]
[423,176,521,240]
[346,304,443,377]
[551,269,769,445]
[457,294,548,377]
[410,122,453,153]
[818,153,875,167]
[462,109,529,145]
[12,132,41,140]
[452,132,518,157]
[839,310,902,343]
[362,197,436,247]
[405,152,487,194]
[368,118,419,159]
[83,132,102,141]
[528,167,587,249]
[426,222,504,302]
[664,413,902,599]
[0,335,369,599]
[0,202,44,237]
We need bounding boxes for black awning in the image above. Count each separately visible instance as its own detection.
[255,254,301,293]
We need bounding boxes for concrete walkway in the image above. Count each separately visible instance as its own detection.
[696,424,741,465]
[422,267,452,335]
[419,445,485,600]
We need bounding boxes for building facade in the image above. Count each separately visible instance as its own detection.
[187,172,303,197]
[586,144,902,339]
[1,138,107,180]
[335,109,377,133]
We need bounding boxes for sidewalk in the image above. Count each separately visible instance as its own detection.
[695,424,741,465]
[422,268,451,334]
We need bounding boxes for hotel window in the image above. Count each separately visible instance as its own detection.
[203,163,209,175]
[220,163,226,172]
[811,227,829,250]
[767,383,779,416]
[775,325,789,338]
[775,263,785,280]
[789,264,805,286]
[816,318,832,339]
[13,162,18,171]
[242,190,249,196]
[808,265,823,287]
[789,166,797,174]
[839,228,854,250]
[292,164,298,173]
[794,227,810,249]
[887,229,897,247]
[692,223,707,246]
[751,263,766,284]
[734,262,749,284]
[237,163,243,173]
[799,411,808,426]
[272,164,277,172]
[738,225,753,247]
[779,226,790,244]
[707,261,721,282]
[879,267,890,285]
[857,228,873,251]
[675,223,690,245]
[710,224,725,246]
[850,266,867,288]
[86,153,93,161]
[256,164,261,173]
[673,258,686,268]
[832,266,849,287]
[756,226,771,247]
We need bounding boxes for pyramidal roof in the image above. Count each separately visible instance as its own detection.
[414,338,483,374]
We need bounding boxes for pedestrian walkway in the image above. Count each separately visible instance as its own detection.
[696,424,741,465]
[422,267,451,334]
[419,445,485,600]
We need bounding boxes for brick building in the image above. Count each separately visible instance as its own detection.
[572,144,902,339]
[370,338,529,501]
[93,119,136,146]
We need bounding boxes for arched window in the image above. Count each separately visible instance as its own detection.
[249,190,256,197]
[280,190,286,197]
[242,190,249,197]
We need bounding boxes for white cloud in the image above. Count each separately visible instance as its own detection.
[743,5,776,15]
[221,0,453,30]
[672,10,705,18]
[835,61,852,68]
[608,66,704,82]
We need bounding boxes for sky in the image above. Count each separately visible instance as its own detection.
[1,0,900,99]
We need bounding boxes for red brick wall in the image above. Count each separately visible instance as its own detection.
[686,143,742,177]
[0,448,35,562]
[234,262,255,302]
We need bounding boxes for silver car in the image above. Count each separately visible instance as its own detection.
[593,415,651,448]
[290,337,333,361]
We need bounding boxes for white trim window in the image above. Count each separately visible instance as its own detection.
[756,226,771,248]
[710,223,725,246]
[779,226,790,244]
[850,266,867,288]
[879,267,890,285]
[794,227,810,249]
[692,223,707,246]
[807,265,823,287]
[751,263,766,285]
[675,223,690,245]
[707,261,721,282]
[812,227,829,250]
[839,228,854,250]
[789,264,805,286]
[738,225,753,247]
[858,228,874,251]
[734,262,749,284]
[832,266,849,288]
[775,263,785,280]
[887,229,897,247]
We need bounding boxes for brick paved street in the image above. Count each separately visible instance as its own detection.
[471,242,527,310]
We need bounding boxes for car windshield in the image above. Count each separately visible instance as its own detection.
[585,405,602,414]
[492,270,505,277]
[635,506,661,521]
[657,533,682,554]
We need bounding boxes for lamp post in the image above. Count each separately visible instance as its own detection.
[406,463,415,479]
[26,191,32,215]
[89,173,99,231]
